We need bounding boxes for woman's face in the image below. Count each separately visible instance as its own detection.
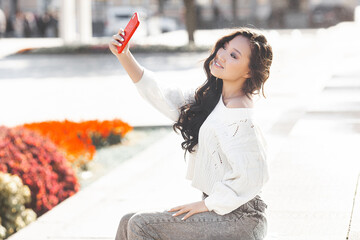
[210,35,251,82]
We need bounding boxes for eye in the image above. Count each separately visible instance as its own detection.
[231,53,237,59]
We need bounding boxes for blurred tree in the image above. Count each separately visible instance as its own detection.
[158,0,167,14]
[10,0,18,16]
[232,0,238,24]
[288,0,300,11]
[44,0,52,12]
[183,0,196,45]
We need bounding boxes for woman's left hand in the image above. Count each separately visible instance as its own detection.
[168,201,209,220]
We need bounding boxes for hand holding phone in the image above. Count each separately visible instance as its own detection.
[117,12,140,54]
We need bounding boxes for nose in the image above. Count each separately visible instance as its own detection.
[217,49,226,62]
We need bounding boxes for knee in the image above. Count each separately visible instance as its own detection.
[115,213,135,240]
[127,213,147,231]
[120,213,135,227]
[127,213,156,239]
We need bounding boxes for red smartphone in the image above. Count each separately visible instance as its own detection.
[117,12,140,54]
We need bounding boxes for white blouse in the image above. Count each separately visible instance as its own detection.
[134,69,269,215]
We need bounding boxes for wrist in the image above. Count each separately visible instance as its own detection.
[117,50,131,60]
[202,200,209,211]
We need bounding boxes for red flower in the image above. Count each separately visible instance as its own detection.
[0,126,79,216]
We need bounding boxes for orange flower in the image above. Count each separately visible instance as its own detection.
[23,119,132,168]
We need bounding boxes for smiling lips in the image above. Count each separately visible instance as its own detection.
[213,59,224,69]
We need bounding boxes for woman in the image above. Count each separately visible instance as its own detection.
[109,27,273,240]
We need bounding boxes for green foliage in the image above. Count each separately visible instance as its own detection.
[0,172,36,239]
[90,131,122,148]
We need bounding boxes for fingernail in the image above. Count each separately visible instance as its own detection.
[181,217,185,221]
[172,213,176,216]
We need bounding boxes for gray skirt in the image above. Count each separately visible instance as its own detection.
[115,193,267,240]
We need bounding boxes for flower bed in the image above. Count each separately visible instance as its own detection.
[0,119,133,238]
[23,119,133,168]
[0,172,36,239]
[0,126,79,216]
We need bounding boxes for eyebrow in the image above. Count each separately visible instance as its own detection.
[233,48,242,56]
[224,42,242,56]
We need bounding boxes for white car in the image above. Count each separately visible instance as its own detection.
[105,7,148,38]
[148,16,179,35]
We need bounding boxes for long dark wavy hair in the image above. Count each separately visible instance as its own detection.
[173,28,273,158]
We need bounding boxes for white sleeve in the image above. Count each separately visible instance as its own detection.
[134,68,196,122]
[204,119,269,215]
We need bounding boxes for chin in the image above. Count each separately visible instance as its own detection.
[210,67,221,79]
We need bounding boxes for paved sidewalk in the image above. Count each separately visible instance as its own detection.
[7,64,360,239]
[3,24,360,239]
[8,131,201,240]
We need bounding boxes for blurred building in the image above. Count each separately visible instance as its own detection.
[91,0,359,30]
[0,0,56,14]
[0,0,358,38]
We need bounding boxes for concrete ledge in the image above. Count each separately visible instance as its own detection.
[8,132,200,240]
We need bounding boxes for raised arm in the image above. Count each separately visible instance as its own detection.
[109,29,143,83]
[108,28,196,122]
